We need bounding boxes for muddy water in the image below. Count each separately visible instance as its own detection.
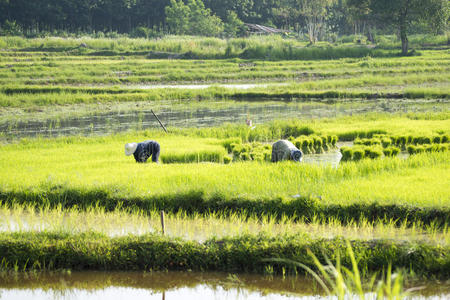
[1,99,447,140]
[0,271,448,300]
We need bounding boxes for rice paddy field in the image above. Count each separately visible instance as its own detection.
[0,35,449,299]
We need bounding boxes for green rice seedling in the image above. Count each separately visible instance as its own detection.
[372,138,381,146]
[406,135,413,144]
[160,149,226,164]
[306,137,315,154]
[432,135,442,144]
[407,145,417,155]
[353,138,362,145]
[223,155,232,164]
[367,148,383,159]
[390,136,399,146]
[262,150,271,161]
[312,135,324,153]
[321,136,329,151]
[221,137,241,153]
[437,144,448,152]
[330,135,338,147]
[441,134,449,143]
[421,136,432,144]
[294,135,335,154]
[415,145,425,153]
[340,146,353,161]
[239,152,251,161]
[382,148,392,157]
[299,139,310,154]
[231,143,244,157]
[381,137,392,148]
[355,138,381,146]
[363,146,372,158]
[352,148,365,161]
[390,147,400,156]
[250,152,265,161]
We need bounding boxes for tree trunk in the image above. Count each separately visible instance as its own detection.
[307,22,315,44]
[400,24,408,55]
[399,2,409,55]
[366,25,374,43]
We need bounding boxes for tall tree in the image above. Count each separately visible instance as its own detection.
[165,0,223,36]
[299,0,335,44]
[165,0,191,35]
[346,0,371,36]
[272,0,302,30]
[371,0,449,54]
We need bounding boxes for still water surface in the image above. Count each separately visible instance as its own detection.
[0,271,448,300]
[1,99,447,139]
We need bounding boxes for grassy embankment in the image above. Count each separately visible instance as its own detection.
[1,231,448,277]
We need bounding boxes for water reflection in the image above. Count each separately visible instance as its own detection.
[303,149,342,168]
[0,99,447,140]
[0,271,448,300]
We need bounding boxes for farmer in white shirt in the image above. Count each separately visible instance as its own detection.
[271,140,303,162]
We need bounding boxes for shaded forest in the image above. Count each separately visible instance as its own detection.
[0,0,448,53]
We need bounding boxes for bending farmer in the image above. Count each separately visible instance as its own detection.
[271,140,303,162]
[125,140,160,163]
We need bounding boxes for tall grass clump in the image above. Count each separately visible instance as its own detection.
[270,242,407,300]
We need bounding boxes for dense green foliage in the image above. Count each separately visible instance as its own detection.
[0,232,448,277]
[0,0,447,51]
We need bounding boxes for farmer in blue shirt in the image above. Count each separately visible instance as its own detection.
[125,140,160,163]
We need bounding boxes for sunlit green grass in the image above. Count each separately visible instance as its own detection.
[0,55,448,85]
[0,130,448,208]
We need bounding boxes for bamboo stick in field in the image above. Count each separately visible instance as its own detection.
[151,109,168,133]
[160,210,165,235]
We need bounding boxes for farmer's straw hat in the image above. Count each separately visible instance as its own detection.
[125,143,138,156]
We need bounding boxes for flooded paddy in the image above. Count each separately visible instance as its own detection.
[0,98,447,140]
[0,271,448,300]
[1,201,445,245]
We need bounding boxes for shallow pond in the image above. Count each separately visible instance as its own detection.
[1,98,447,140]
[0,271,448,300]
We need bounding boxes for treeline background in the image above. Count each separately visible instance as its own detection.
[0,0,448,39]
